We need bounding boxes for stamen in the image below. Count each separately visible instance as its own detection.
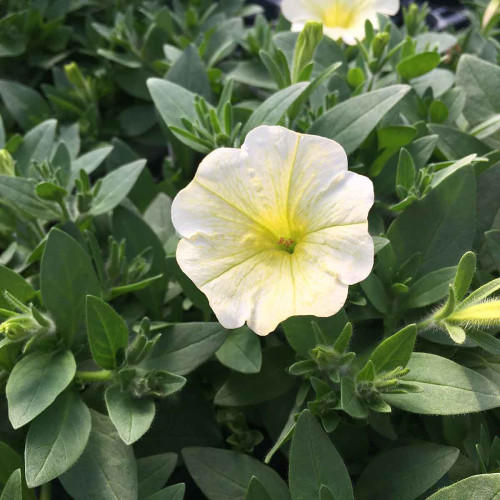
[277,237,296,254]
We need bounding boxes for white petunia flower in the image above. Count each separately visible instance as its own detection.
[281,0,400,45]
[172,126,374,336]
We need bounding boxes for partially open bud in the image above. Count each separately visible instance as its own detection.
[0,149,15,176]
[0,315,39,340]
[483,0,500,30]
[447,301,500,328]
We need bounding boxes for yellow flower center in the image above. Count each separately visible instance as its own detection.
[277,237,296,254]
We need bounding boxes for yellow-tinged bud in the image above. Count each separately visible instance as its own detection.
[0,149,15,176]
[483,0,500,29]
[448,301,500,327]
[0,315,38,340]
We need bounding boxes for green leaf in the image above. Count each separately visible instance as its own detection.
[216,326,262,374]
[341,377,369,419]
[0,264,36,309]
[456,54,500,125]
[0,79,50,131]
[86,296,129,370]
[13,119,57,176]
[355,443,459,500]
[25,391,91,487]
[309,85,411,154]
[387,167,476,277]
[397,52,441,80]
[427,473,500,499]
[454,251,477,301]
[0,469,22,500]
[60,410,138,500]
[6,350,76,428]
[89,160,146,216]
[0,113,4,148]
[406,267,457,308]
[72,145,113,176]
[105,385,155,445]
[147,79,203,151]
[138,453,177,499]
[360,273,389,313]
[486,230,500,273]
[204,18,243,67]
[214,346,296,406]
[369,324,416,373]
[384,353,500,414]
[477,163,500,244]
[0,176,59,220]
[135,383,222,456]
[144,193,176,249]
[141,322,228,375]
[467,330,500,356]
[241,82,309,137]
[41,229,100,347]
[378,126,417,151]
[283,310,348,357]
[112,206,168,318]
[109,275,164,300]
[246,476,273,500]
[0,443,22,487]
[428,124,490,160]
[183,447,290,500]
[146,484,186,500]
[166,44,212,100]
[289,410,353,500]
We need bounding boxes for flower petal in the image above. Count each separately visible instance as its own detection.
[374,0,400,15]
[291,170,374,234]
[301,223,374,285]
[176,236,349,336]
[281,0,322,23]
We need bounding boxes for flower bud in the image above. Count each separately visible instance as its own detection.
[0,315,39,340]
[447,301,500,327]
[292,21,323,83]
[483,0,500,30]
[371,32,390,59]
[0,149,15,176]
[347,67,365,89]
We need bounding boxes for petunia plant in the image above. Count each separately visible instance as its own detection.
[1,0,500,499]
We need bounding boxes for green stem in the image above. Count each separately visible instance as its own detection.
[57,200,71,223]
[40,482,51,500]
[76,370,113,383]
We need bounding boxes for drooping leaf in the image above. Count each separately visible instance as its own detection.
[183,447,290,500]
[214,347,296,406]
[216,326,262,374]
[141,322,228,375]
[105,385,155,445]
[25,391,91,487]
[356,443,459,499]
[60,411,138,500]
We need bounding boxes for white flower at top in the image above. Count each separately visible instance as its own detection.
[281,0,400,45]
[172,126,374,336]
